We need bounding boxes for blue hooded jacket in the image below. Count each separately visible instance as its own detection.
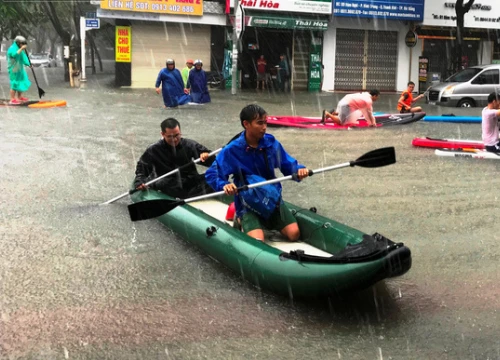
[205,132,305,218]
[155,67,191,107]
[187,68,211,104]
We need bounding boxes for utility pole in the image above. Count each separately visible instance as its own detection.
[232,0,244,95]
[80,15,100,83]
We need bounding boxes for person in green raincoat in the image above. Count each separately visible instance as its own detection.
[7,35,31,105]
[181,59,194,87]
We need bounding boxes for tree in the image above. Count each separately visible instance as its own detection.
[455,0,475,72]
[0,2,33,41]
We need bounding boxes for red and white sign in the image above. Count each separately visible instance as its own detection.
[235,4,245,38]
[423,0,500,29]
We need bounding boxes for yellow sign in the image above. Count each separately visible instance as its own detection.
[101,0,203,16]
[115,26,131,63]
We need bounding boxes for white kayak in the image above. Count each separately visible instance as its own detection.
[435,149,500,160]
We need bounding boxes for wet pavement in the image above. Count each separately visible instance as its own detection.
[0,66,499,359]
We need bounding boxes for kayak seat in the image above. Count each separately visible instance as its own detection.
[189,199,333,257]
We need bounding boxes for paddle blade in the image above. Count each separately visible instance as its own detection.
[38,87,46,99]
[128,199,184,221]
[351,147,396,168]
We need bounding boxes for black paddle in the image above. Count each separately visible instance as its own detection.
[128,147,396,222]
[25,50,45,99]
[102,132,243,205]
[101,148,222,205]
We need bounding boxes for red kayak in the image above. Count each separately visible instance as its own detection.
[412,137,484,150]
[267,112,425,130]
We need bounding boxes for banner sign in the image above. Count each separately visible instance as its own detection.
[230,0,332,15]
[101,0,203,16]
[308,42,322,91]
[115,26,131,63]
[333,0,424,20]
[235,4,245,39]
[423,0,500,29]
[230,15,329,30]
[248,15,328,30]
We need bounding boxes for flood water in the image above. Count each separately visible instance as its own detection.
[0,68,499,359]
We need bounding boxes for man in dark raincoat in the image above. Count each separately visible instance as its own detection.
[155,59,191,109]
[7,35,31,105]
[187,59,211,104]
[277,54,290,92]
[134,117,214,198]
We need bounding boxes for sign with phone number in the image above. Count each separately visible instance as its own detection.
[100,0,203,16]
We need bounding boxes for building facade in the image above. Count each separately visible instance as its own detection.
[416,0,499,92]
[227,0,331,90]
[96,0,226,88]
[96,0,500,91]
[322,0,425,92]
[322,0,500,93]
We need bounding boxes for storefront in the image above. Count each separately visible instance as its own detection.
[227,0,331,91]
[323,0,425,92]
[96,0,226,88]
[417,0,499,92]
[494,31,500,63]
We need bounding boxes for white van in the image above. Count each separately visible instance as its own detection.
[426,64,500,107]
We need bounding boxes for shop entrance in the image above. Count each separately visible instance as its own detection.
[423,39,479,82]
[239,28,293,89]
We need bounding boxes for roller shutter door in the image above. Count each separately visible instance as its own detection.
[366,31,397,91]
[131,21,211,88]
[334,29,364,91]
[335,29,397,91]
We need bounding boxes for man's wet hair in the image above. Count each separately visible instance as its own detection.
[240,104,267,127]
[488,92,499,103]
[369,89,380,97]
[161,118,180,132]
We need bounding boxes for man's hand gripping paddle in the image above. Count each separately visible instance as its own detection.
[100,148,222,205]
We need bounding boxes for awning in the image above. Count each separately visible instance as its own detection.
[416,26,497,40]
[230,13,329,31]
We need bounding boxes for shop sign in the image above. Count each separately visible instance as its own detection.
[418,56,429,83]
[115,26,131,63]
[229,0,332,15]
[423,0,500,29]
[248,15,328,30]
[333,0,424,21]
[308,44,322,91]
[405,30,418,48]
[235,4,245,39]
[100,0,203,16]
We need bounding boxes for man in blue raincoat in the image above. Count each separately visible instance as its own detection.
[187,59,210,104]
[7,35,31,105]
[155,59,191,109]
[205,104,309,242]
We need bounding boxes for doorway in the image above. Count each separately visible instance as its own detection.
[239,28,293,89]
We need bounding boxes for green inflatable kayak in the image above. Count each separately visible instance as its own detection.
[131,189,411,298]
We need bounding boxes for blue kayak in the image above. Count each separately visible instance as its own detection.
[423,114,481,123]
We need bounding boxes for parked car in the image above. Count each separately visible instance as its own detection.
[426,64,500,108]
[30,53,57,68]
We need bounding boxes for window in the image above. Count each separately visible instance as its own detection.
[472,69,499,85]
[446,67,482,82]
